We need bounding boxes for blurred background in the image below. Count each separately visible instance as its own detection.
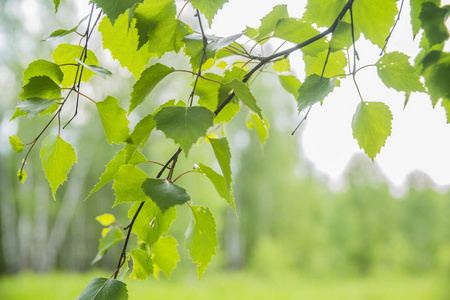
[1,0,450,299]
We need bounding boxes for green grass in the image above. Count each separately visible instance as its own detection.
[0,271,447,300]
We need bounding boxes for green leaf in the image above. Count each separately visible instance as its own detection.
[410,0,440,37]
[189,0,229,26]
[17,170,27,183]
[96,214,116,226]
[23,59,64,84]
[90,0,144,25]
[130,249,153,280]
[9,136,24,153]
[195,73,222,111]
[208,137,232,191]
[352,101,393,160]
[129,63,174,113]
[256,5,289,40]
[19,76,61,101]
[441,97,450,123]
[75,277,128,300]
[74,58,112,78]
[243,26,258,38]
[278,75,301,98]
[154,106,215,156]
[128,200,176,248]
[376,51,425,93]
[297,74,336,112]
[147,19,191,58]
[196,163,234,211]
[98,12,152,79]
[185,205,218,279]
[141,178,190,213]
[420,51,450,104]
[133,0,177,49]
[225,79,262,118]
[303,0,346,28]
[419,3,450,47]
[53,0,61,13]
[207,33,243,52]
[273,18,328,56]
[96,96,130,145]
[40,134,77,199]
[17,98,59,117]
[113,164,149,206]
[304,50,347,78]
[86,144,146,199]
[352,0,398,48]
[44,15,89,41]
[52,44,98,88]
[151,236,179,278]
[183,35,216,72]
[247,113,269,145]
[128,114,156,148]
[92,228,126,264]
[330,21,359,52]
[273,58,290,72]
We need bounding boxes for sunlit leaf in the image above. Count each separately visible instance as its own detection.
[352,101,393,160]
[304,50,347,78]
[23,59,64,84]
[256,4,289,40]
[18,98,59,117]
[17,170,27,183]
[19,76,61,101]
[247,113,269,145]
[278,75,301,98]
[273,58,290,72]
[225,79,262,118]
[113,164,149,206]
[130,249,153,280]
[40,134,77,199]
[297,74,336,112]
[90,0,144,25]
[185,205,218,279]
[151,236,179,278]
[208,137,232,191]
[75,58,112,78]
[147,19,192,58]
[129,63,174,113]
[92,228,125,264]
[196,163,234,210]
[44,15,89,41]
[96,214,116,226]
[9,136,24,153]
[189,0,229,26]
[96,96,130,145]
[128,114,156,148]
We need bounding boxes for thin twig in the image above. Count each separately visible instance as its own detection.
[380,0,404,55]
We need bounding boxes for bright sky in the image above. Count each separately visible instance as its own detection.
[209,0,450,189]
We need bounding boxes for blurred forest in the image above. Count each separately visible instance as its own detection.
[1,0,450,285]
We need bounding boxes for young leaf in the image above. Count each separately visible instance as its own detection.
[23,59,64,84]
[141,179,190,213]
[352,101,393,160]
[113,164,149,206]
[40,134,77,199]
[196,163,234,211]
[17,98,59,117]
[17,170,27,183]
[297,74,336,112]
[90,0,144,25]
[86,144,146,199]
[330,21,360,52]
[129,63,174,113]
[96,96,130,145]
[419,3,450,47]
[352,0,398,48]
[183,35,216,71]
[195,73,222,111]
[74,58,112,78]
[278,75,301,98]
[128,114,156,148]
[98,12,152,79]
[185,206,218,279]
[9,136,24,153]
[154,106,215,156]
[441,97,450,123]
[207,33,243,53]
[225,79,262,118]
[92,228,126,264]
[53,0,61,13]
[247,113,269,145]
[273,58,290,72]
[208,137,232,191]
[52,44,98,88]
[376,51,425,93]
[256,4,289,40]
[128,201,177,248]
[147,19,192,58]
[44,15,89,41]
[151,236,180,279]
[189,0,229,26]
[130,249,153,280]
[96,214,116,226]
[303,0,345,28]
[133,0,177,49]
[304,50,347,78]
[19,76,61,101]
[273,18,328,56]
[75,277,128,300]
